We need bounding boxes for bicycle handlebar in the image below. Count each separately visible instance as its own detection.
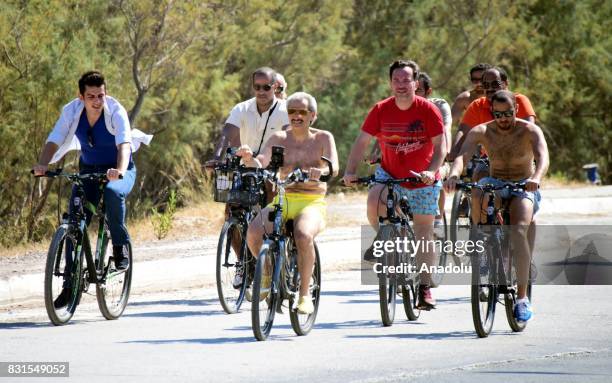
[455,180,533,192]
[31,169,121,181]
[351,174,421,186]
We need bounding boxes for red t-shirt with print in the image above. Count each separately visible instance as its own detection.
[361,96,444,189]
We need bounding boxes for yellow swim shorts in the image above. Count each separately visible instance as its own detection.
[267,193,327,223]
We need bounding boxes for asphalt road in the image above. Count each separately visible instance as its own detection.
[2,187,612,382]
[1,269,611,383]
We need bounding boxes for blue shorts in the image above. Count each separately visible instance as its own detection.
[373,166,441,216]
[478,177,541,215]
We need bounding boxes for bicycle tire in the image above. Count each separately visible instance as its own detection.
[377,225,398,327]
[44,224,82,326]
[289,243,321,336]
[471,230,497,338]
[96,236,133,320]
[504,237,533,332]
[216,219,249,314]
[450,189,471,266]
[251,242,277,341]
[432,212,449,286]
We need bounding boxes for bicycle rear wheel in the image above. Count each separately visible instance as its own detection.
[216,219,249,314]
[450,189,471,266]
[44,224,82,326]
[377,225,398,327]
[471,231,497,338]
[251,242,277,341]
[97,235,132,320]
[289,243,321,336]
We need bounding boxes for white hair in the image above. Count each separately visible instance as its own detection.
[287,91,317,114]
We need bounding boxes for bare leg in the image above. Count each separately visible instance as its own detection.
[293,208,326,297]
[509,198,534,299]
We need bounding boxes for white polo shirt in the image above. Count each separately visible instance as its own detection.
[225,97,289,154]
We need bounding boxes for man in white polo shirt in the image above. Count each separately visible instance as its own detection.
[208,67,289,164]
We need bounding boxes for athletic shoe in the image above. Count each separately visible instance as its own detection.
[514,299,533,322]
[296,296,314,314]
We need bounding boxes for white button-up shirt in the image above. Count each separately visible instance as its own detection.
[46,96,153,164]
[225,97,289,154]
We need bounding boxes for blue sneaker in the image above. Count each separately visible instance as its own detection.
[514,299,533,322]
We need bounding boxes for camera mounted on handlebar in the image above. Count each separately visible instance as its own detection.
[269,145,285,171]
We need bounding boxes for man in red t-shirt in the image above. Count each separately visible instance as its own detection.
[450,66,536,180]
[344,60,447,310]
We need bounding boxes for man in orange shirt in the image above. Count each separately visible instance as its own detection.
[450,63,491,130]
[450,66,536,180]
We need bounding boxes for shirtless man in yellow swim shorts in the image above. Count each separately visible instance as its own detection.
[237,91,339,314]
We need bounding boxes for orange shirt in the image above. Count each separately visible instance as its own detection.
[460,93,536,128]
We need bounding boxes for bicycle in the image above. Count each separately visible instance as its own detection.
[34,170,132,325]
[449,155,489,264]
[213,148,266,314]
[455,181,533,338]
[354,175,448,326]
[251,154,333,341]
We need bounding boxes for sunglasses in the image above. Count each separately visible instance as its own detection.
[482,80,504,90]
[491,109,514,119]
[287,108,310,116]
[253,83,273,91]
[87,128,94,147]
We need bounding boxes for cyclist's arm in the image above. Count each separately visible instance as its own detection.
[249,134,282,168]
[449,122,471,160]
[116,143,131,173]
[427,133,446,174]
[439,100,453,155]
[451,92,469,130]
[448,125,485,179]
[212,123,240,160]
[33,142,59,175]
[311,131,339,179]
[345,131,372,175]
[528,123,549,184]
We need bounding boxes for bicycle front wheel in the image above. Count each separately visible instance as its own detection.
[450,189,471,266]
[471,233,497,338]
[44,224,82,326]
[251,242,277,341]
[96,237,132,320]
[504,242,533,332]
[377,225,398,327]
[216,219,249,314]
[289,243,321,336]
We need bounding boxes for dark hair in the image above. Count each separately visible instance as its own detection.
[252,67,276,83]
[78,71,105,94]
[389,60,419,81]
[418,72,432,91]
[490,90,516,106]
[469,63,492,76]
[484,66,508,82]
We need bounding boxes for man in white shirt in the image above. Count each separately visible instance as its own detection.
[208,67,289,164]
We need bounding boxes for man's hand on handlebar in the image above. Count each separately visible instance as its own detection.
[444,175,460,193]
[32,164,48,176]
[106,168,123,181]
[524,178,540,192]
[342,173,358,187]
